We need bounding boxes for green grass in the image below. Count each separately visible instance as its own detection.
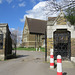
[16,47,45,52]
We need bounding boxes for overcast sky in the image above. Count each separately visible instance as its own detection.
[0,0,58,31]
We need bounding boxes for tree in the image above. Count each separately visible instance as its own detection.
[10,28,22,47]
[45,0,75,13]
[44,0,75,24]
[65,7,75,25]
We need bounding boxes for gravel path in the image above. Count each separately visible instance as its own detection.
[0,50,75,75]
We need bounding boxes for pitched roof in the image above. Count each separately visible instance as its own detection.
[0,23,8,26]
[26,17,47,35]
[48,17,57,21]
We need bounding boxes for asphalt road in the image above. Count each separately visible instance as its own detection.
[0,50,75,75]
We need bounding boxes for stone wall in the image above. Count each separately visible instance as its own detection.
[22,34,44,48]
[47,37,75,58]
[0,24,12,60]
[47,38,53,56]
[71,38,75,57]
[21,42,29,48]
[29,34,35,41]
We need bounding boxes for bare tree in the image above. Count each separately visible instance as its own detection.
[10,27,22,47]
[44,0,75,15]
[43,0,75,25]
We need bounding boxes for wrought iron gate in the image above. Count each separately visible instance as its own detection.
[54,29,71,60]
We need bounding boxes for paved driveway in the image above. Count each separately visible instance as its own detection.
[0,50,75,75]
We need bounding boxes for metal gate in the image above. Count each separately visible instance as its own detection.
[54,29,71,60]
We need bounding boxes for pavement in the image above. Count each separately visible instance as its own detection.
[0,50,75,75]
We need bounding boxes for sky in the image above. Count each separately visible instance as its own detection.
[0,0,58,31]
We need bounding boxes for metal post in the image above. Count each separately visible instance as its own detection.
[15,44,16,56]
[37,34,38,49]
[35,34,36,48]
[36,34,38,51]
[45,28,47,61]
[39,35,40,51]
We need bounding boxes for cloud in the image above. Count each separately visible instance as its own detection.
[0,0,2,4]
[18,2,25,7]
[30,0,43,5]
[20,1,58,22]
[12,5,15,8]
[10,28,15,31]
[31,0,36,5]
[6,0,13,4]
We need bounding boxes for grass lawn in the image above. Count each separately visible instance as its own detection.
[16,47,45,52]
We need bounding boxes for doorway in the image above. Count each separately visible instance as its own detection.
[53,29,71,60]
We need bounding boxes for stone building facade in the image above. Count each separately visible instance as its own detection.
[47,11,75,62]
[0,23,12,60]
[22,11,75,62]
[22,17,46,48]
